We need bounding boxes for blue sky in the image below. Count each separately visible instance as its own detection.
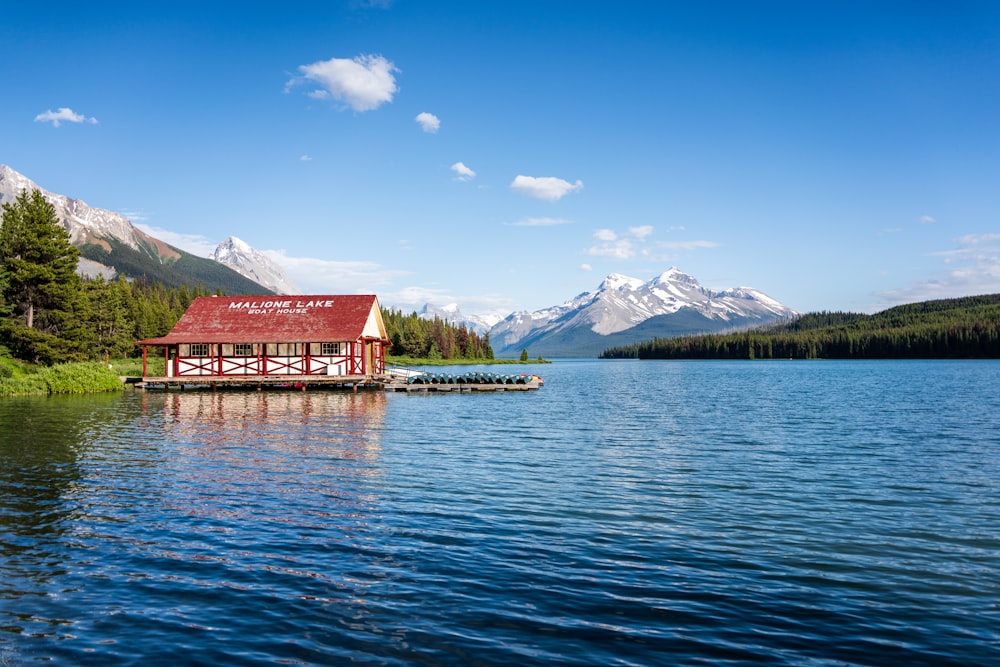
[2,1,999,316]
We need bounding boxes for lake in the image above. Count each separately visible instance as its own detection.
[1,359,998,666]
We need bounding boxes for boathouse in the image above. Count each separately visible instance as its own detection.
[136,294,391,382]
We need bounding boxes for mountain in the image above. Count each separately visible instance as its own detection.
[489,268,798,357]
[212,236,300,295]
[416,303,506,334]
[0,165,273,295]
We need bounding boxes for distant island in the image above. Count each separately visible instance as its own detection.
[600,294,1000,360]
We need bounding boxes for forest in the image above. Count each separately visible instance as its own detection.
[0,188,493,366]
[382,309,493,360]
[600,295,1000,360]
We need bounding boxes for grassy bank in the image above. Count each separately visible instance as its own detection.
[0,359,125,397]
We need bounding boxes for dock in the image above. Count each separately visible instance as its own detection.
[131,372,543,393]
[134,374,387,391]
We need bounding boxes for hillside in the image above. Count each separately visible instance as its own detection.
[600,294,1000,360]
[79,237,274,294]
[1,165,273,296]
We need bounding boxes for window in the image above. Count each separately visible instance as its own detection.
[321,342,341,355]
[234,343,254,356]
[190,343,209,357]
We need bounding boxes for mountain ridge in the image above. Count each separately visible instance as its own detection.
[489,268,797,357]
[0,165,273,295]
[211,236,300,295]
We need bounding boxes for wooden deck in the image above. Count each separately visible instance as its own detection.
[134,374,386,391]
[131,374,543,393]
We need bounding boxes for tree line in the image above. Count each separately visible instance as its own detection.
[0,189,205,364]
[382,308,494,360]
[1,188,494,365]
[600,294,1000,360]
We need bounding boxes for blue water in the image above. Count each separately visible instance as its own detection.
[1,360,998,665]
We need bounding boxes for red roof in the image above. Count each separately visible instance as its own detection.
[137,295,387,345]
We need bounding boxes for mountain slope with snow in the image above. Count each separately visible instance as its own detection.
[489,268,797,357]
[212,236,300,295]
[0,165,272,295]
[415,303,506,334]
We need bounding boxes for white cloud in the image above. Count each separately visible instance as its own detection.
[290,54,398,112]
[509,175,583,201]
[920,215,938,224]
[580,263,593,271]
[450,161,476,181]
[261,249,406,293]
[416,112,440,133]
[509,217,570,227]
[877,233,1000,305]
[34,107,98,127]
[134,224,218,257]
[381,286,516,319]
[585,225,717,263]
[586,239,636,260]
[299,154,312,161]
[655,240,719,251]
[116,209,149,223]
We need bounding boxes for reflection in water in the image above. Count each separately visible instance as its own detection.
[158,389,387,456]
[1,390,395,659]
[0,394,121,639]
[148,390,390,531]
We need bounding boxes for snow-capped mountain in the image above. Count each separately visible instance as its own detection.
[0,164,170,256]
[0,165,272,295]
[489,268,798,357]
[417,303,506,334]
[212,236,300,295]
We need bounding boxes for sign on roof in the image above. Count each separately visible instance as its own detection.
[137,294,388,345]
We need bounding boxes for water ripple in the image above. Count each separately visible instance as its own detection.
[1,361,998,665]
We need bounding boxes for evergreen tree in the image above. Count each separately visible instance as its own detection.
[83,275,136,358]
[0,189,81,332]
[0,189,85,362]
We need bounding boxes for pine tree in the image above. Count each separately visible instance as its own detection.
[0,189,81,332]
[0,189,85,362]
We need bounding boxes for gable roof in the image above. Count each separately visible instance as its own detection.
[137,295,388,345]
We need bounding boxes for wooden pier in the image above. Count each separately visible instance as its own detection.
[134,374,386,391]
[132,373,543,393]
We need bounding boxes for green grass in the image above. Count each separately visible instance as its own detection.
[108,356,164,377]
[0,360,125,397]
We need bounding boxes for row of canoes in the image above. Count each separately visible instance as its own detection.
[405,372,541,386]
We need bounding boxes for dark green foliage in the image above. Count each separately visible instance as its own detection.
[601,294,1000,360]
[0,189,82,333]
[0,270,207,364]
[78,237,274,295]
[0,186,265,365]
[0,189,88,362]
[382,309,494,360]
